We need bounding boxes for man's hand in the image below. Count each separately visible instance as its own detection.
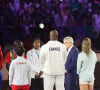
[35,71,43,79]
[35,75,40,79]
[65,70,67,74]
[9,84,12,88]
[39,71,43,77]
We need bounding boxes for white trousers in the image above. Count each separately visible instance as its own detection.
[44,74,65,90]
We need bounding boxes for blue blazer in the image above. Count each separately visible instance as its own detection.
[65,46,79,73]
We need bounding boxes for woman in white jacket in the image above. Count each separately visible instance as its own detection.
[77,38,97,90]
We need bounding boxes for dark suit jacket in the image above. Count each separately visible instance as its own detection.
[65,46,79,74]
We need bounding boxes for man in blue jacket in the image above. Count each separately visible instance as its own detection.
[63,36,79,90]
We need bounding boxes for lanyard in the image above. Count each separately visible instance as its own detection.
[10,49,16,60]
[35,51,39,58]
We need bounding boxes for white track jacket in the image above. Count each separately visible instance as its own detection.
[9,56,31,86]
[39,40,67,75]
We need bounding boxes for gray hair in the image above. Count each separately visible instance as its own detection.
[63,36,74,44]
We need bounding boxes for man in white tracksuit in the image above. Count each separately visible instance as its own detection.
[27,38,43,90]
[39,30,67,90]
[9,47,31,90]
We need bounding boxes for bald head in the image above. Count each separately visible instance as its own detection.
[50,30,58,40]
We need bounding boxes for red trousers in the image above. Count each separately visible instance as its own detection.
[12,84,29,90]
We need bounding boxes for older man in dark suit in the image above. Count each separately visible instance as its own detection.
[63,36,79,90]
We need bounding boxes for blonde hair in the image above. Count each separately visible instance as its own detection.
[82,38,91,56]
[63,36,74,44]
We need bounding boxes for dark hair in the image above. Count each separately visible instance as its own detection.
[13,40,23,47]
[32,38,40,44]
[15,47,25,56]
